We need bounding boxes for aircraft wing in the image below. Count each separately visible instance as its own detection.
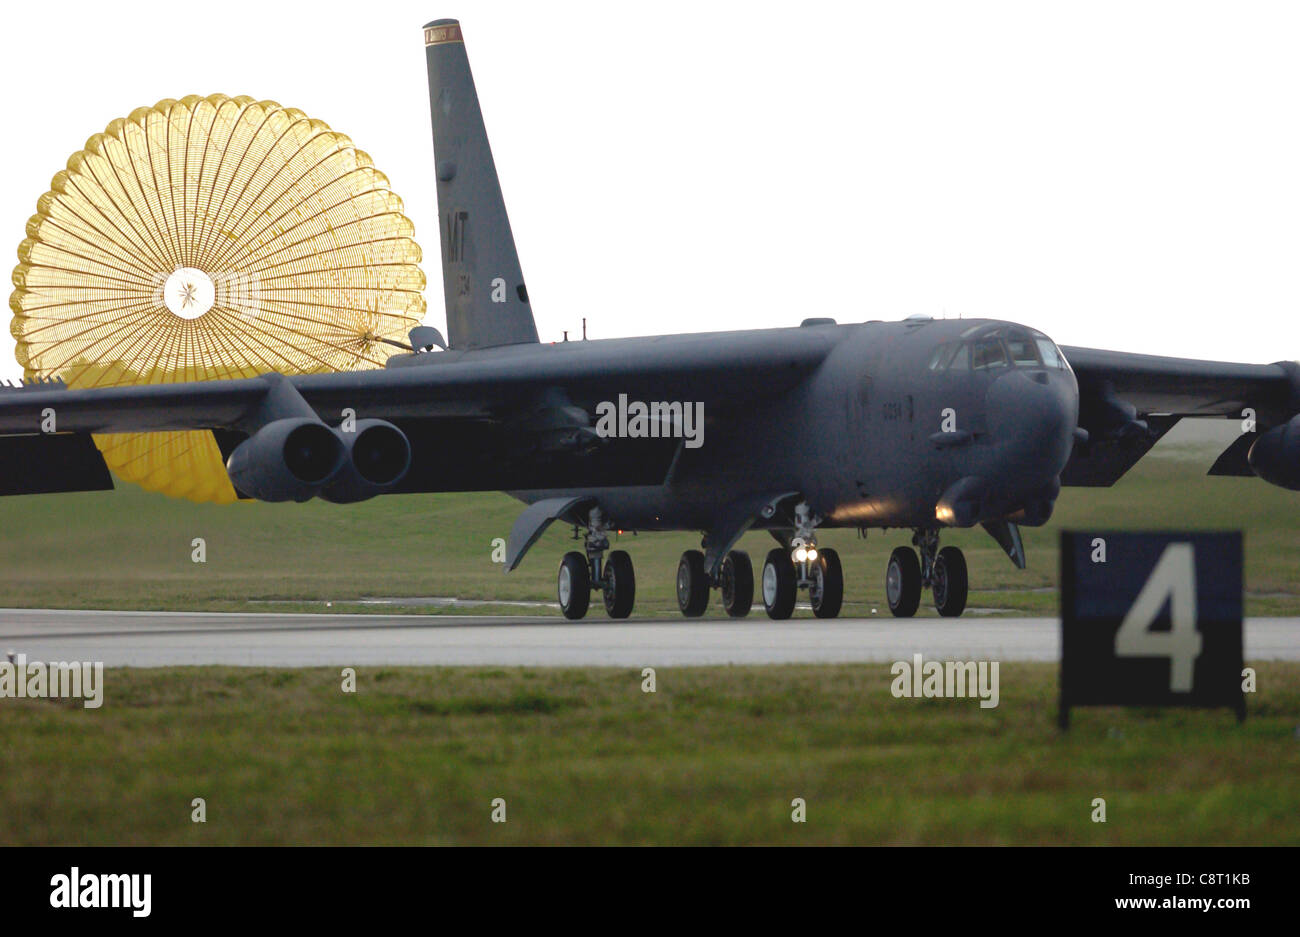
[1059,345,1299,487]
[0,327,837,494]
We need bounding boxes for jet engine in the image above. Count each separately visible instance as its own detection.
[1248,414,1300,491]
[225,419,346,503]
[318,420,413,504]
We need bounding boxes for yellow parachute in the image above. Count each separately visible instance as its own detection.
[9,94,425,502]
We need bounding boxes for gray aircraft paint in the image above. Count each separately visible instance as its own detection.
[0,18,1296,601]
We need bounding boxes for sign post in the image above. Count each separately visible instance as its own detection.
[1059,531,1245,729]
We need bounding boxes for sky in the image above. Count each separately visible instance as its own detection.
[2,0,1298,383]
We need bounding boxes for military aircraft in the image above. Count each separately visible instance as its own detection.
[1,18,1297,621]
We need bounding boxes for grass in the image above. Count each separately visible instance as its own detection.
[0,437,1295,617]
[0,662,1296,845]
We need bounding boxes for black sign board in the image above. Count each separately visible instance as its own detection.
[1059,531,1245,728]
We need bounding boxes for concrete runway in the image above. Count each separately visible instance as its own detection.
[0,607,1295,667]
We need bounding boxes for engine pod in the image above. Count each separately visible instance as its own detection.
[318,419,412,504]
[1248,414,1300,491]
[225,418,346,502]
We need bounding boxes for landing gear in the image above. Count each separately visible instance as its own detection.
[932,546,967,618]
[677,550,710,617]
[885,546,922,617]
[603,550,636,619]
[557,551,590,620]
[719,550,753,618]
[810,548,843,619]
[885,530,968,618]
[761,549,797,619]
[556,507,636,620]
[677,547,755,618]
[759,501,843,620]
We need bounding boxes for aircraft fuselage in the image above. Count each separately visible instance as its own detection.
[492,316,1078,534]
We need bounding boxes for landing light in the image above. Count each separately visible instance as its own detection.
[793,547,807,562]
[936,505,955,524]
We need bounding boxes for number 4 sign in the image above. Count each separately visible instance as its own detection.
[1115,543,1202,693]
[1059,532,1245,729]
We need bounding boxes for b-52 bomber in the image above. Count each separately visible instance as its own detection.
[1,19,1297,621]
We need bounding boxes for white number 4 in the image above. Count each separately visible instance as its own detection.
[1114,543,1202,692]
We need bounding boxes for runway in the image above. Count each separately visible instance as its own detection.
[0,608,1295,667]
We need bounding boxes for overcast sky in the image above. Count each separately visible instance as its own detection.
[3,0,1298,383]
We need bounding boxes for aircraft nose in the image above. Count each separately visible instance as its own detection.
[984,368,1078,487]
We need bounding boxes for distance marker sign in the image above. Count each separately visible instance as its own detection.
[1059,531,1245,729]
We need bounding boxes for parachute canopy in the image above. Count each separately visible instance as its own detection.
[9,94,425,502]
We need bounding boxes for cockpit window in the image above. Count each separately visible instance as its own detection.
[1005,331,1040,366]
[971,339,1008,370]
[928,343,960,371]
[928,329,1065,373]
[1035,338,1062,368]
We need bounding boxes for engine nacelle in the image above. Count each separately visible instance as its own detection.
[226,418,346,502]
[1248,414,1300,491]
[318,419,412,504]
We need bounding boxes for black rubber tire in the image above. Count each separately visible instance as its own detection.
[811,547,844,619]
[602,549,636,619]
[761,548,797,620]
[719,550,753,618]
[558,551,590,620]
[932,546,968,618]
[886,546,922,618]
[676,550,710,617]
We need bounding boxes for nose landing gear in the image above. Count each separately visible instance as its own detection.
[885,529,967,618]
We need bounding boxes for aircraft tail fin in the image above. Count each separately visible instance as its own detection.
[423,19,539,350]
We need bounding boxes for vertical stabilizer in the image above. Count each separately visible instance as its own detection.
[424,19,539,349]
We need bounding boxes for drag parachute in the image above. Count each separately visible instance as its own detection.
[9,94,425,502]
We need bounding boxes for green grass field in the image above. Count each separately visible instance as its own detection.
[0,435,1295,617]
[1,663,1295,845]
[0,433,1295,845]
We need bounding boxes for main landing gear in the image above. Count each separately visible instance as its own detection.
[676,548,754,618]
[557,507,635,620]
[557,500,849,622]
[677,502,843,620]
[885,529,967,618]
[752,502,844,621]
[760,546,843,620]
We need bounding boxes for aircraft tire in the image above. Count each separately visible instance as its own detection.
[762,548,797,620]
[558,551,590,620]
[886,546,922,618]
[719,550,753,618]
[932,546,968,618]
[677,550,710,617]
[602,550,636,619]
[810,548,844,619]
